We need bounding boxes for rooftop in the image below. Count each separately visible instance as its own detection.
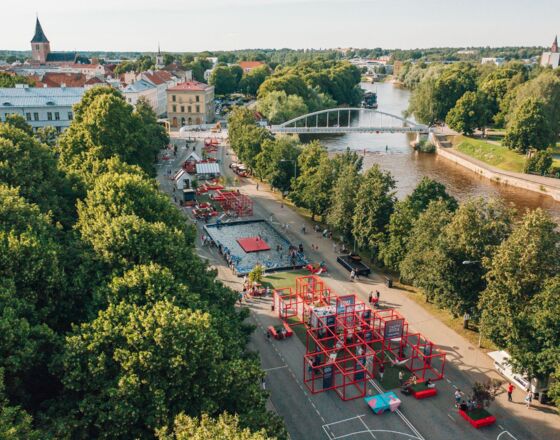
[0,86,85,108]
[238,61,265,70]
[168,81,212,92]
[122,79,156,93]
[31,18,49,43]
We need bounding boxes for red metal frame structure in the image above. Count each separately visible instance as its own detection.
[274,275,446,402]
[215,190,253,217]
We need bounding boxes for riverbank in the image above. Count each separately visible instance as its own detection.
[433,134,560,202]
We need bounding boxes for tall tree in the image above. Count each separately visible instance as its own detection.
[352,165,396,260]
[327,163,362,240]
[503,97,555,153]
[479,209,560,349]
[445,91,491,135]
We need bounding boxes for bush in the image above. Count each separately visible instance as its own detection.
[524,150,553,175]
[469,379,503,409]
[248,264,264,284]
[416,140,436,153]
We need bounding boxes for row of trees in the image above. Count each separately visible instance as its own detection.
[209,64,271,96]
[405,61,560,170]
[228,106,560,405]
[0,88,284,439]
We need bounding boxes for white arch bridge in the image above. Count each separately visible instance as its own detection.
[269,108,432,134]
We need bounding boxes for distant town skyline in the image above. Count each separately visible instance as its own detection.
[2,0,559,52]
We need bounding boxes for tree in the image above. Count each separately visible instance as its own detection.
[254,136,301,193]
[503,98,554,153]
[327,163,362,240]
[256,91,308,124]
[381,178,457,271]
[3,114,33,135]
[157,413,273,440]
[445,91,490,135]
[35,126,58,147]
[479,209,560,350]
[352,165,396,260]
[0,72,35,88]
[0,124,75,223]
[424,198,515,316]
[239,66,270,96]
[524,150,553,175]
[0,370,40,440]
[399,200,454,293]
[209,66,239,95]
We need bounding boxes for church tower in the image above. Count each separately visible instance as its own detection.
[552,36,558,53]
[156,43,165,69]
[31,17,50,63]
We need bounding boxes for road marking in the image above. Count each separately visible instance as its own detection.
[263,364,288,372]
[329,430,422,439]
[447,413,455,422]
[497,431,519,440]
[321,425,335,440]
[357,415,377,439]
[323,415,366,426]
[368,379,425,440]
[498,425,504,429]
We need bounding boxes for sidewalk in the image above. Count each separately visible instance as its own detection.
[221,149,559,439]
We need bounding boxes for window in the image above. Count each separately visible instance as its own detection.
[55,112,60,121]
[172,105,177,113]
[196,105,200,113]
[172,95,176,102]
[180,106,185,113]
[68,112,73,120]
[47,112,52,121]
[26,113,31,121]
[196,95,200,102]
[188,106,192,113]
[33,113,39,121]
[56,126,62,133]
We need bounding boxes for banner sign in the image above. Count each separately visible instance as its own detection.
[384,318,404,340]
[336,295,355,315]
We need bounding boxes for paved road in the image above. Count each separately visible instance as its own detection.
[161,132,559,440]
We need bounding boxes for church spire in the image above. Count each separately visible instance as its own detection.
[31,17,49,43]
[552,35,558,53]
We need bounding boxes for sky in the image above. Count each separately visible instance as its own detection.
[2,0,559,52]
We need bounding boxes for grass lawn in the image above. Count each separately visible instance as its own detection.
[262,269,309,290]
[378,363,411,390]
[452,135,526,172]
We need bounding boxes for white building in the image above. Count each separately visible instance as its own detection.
[481,57,506,66]
[541,36,560,68]
[140,70,179,116]
[0,85,85,132]
[122,79,158,112]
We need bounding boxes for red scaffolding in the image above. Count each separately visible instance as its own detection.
[213,190,253,217]
[273,275,446,402]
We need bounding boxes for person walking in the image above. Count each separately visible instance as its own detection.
[376,290,380,302]
[368,292,373,304]
[256,182,259,191]
[379,364,385,382]
[350,269,356,281]
[398,370,404,386]
[507,383,515,402]
[525,390,533,409]
[454,389,463,407]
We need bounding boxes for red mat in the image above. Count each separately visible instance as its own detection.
[237,236,271,253]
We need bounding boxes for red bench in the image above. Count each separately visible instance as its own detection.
[267,322,293,340]
[411,387,438,399]
[459,409,496,428]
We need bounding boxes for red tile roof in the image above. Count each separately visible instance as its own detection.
[168,81,211,92]
[239,61,265,70]
[41,72,89,87]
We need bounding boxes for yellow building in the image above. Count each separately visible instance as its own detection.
[167,81,215,129]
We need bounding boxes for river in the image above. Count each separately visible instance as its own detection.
[301,82,560,219]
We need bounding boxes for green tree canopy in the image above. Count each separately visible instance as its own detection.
[352,165,396,259]
[256,91,308,124]
[445,91,491,135]
[327,163,362,240]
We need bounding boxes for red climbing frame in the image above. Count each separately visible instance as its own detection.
[274,275,446,402]
[215,190,253,217]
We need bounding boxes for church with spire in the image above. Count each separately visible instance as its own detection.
[30,17,89,65]
[540,36,560,68]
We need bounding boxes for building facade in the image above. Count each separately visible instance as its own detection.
[541,36,560,68]
[166,81,215,129]
[122,79,159,112]
[0,85,85,132]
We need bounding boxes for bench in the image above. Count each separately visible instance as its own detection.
[458,409,496,428]
[409,381,438,399]
[267,322,293,340]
